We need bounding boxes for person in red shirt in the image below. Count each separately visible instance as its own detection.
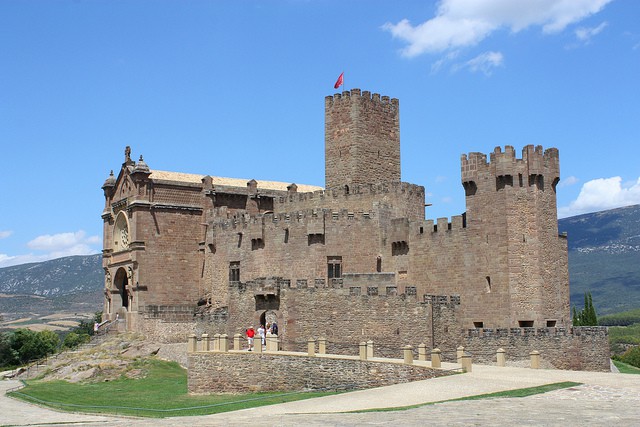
[246,326,255,351]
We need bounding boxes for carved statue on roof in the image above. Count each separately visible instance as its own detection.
[125,146,132,163]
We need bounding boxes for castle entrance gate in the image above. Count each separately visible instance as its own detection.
[260,310,278,328]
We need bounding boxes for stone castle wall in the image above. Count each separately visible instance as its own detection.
[188,352,449,394]
[461,326,610,371]
[273,182,425,221]
[197,284,434,358]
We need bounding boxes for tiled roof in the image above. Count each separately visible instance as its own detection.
[149,170,323,193]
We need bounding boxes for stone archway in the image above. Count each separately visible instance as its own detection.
[114,267,129,311]
[260,310,278,330]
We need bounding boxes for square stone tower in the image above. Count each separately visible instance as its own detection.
[324,89,400,190]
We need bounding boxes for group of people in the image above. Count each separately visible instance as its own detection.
[246,322,278,351]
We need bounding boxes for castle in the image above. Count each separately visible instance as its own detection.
[101,88,608,370]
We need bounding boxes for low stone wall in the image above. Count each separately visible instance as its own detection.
[461,326,610,371]
[188,352,451,394]
[137,316,196,343]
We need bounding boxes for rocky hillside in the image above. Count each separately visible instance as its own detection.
[0,255,103,327]
[0,254,102,296]
[559,204,640,315]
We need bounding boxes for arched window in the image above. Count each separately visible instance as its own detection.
[113,211,130,251]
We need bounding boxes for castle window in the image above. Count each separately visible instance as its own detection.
[367,286,379,296]
[344,185,349,195]
[546,320,557,327]
[308,233,325,245]
[237,232,243,248]
[229,262,240,283]
[473,321,484,328]
[349,287,361,296]
[392,241,409,256]
[485,276,491,293]
[376,256,382,272]
[327,256,342,279]
[405,286,417,296]
[519,174,523,187]
[419,226,424,234]
[251,238,264,250]
[284,228,289,243]
[496,175,513,190]
[386,286,397,296]
[518,320,534,328]
[463,181,477,196]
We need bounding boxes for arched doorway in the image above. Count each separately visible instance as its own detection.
[114,267,129,310]
[260,310,278,327]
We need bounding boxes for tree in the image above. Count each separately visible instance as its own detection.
[62,332,90,349]
[573,292,598,327]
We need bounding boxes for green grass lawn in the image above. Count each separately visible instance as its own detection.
[613,360,640,374]
[10,358,336,417]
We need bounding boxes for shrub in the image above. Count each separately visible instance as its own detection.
[619,346,640,368]
[62,332,90,349]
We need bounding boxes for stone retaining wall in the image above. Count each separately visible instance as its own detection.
[461,326,610,371]
[188,351,451,394]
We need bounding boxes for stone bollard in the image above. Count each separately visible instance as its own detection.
[461,352,472,373]
[418,343,428,361]
[220,334,229,352]
[530,350,540,369]
[457,346,465,363]
[254,338,263,353]
[431,348,442,368]
[213,334,221,352]
[187,334,197,353]
[266,335,277,352]
[359,342,367,360]
[403,345,414,365]
[318,337,327,354]
[496,348,506,367]
[201,334,210,352]
[234,333,242,351]
[367,340,374,359]
[308,338,316,356]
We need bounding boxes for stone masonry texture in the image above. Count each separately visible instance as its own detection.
[101,88,609,375]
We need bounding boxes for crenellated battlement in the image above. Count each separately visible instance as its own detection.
[465,326,608,339]
[230,276,453,302]
[211,207,377,230]
[274,181,423,212]
[461,145,560,187]
[325,88,398,107]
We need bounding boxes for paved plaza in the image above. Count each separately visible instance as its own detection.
[2,363,639,426]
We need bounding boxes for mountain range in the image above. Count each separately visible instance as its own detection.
[1,204,639,326]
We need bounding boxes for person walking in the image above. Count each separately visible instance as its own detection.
[246,326,255,351]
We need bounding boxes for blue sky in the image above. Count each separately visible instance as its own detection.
[1,0,639,268]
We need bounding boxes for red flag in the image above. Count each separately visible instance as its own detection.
[334,72,344,89]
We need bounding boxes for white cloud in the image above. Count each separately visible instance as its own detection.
[431,50,461,74]
[557,175,579,188]
[383,0,613,57]
[454,51,504,75]
[558,176,640,218]
[0,230,101,268]
[575,21,608,43]
[27,231,97,251]
[0,230,12,239]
